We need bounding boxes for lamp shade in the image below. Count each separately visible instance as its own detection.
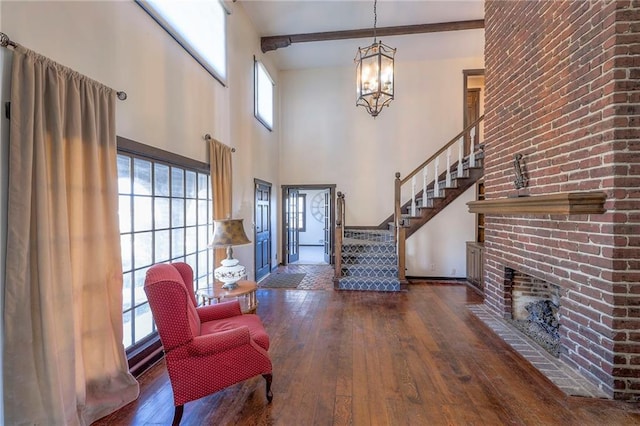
[209,219,251,247]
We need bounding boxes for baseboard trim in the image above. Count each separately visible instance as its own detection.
[406,276,467,283]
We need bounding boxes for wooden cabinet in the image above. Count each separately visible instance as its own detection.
[466,241,484,292]
[466,179,485,293]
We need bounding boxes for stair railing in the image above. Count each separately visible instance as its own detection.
[335,191,345,279]
[393,115,485,280]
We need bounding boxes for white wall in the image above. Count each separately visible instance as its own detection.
[280,55,483,276]
[0,1,280,279]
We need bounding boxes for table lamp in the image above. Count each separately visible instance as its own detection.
[209,218,251,289]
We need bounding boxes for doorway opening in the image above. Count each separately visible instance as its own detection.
[463,68,485,154]
[282,185,336,266]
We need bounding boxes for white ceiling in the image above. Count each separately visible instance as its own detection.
[238,0,485,70]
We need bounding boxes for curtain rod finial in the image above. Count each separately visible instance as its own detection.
[204,134,212,141]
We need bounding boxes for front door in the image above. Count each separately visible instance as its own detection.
[286,188,300,263]
[254,180,272,281]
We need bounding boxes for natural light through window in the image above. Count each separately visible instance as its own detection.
[255,59,274,130]
[137,0,227,82]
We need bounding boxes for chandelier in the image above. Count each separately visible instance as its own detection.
[355,0,396,117]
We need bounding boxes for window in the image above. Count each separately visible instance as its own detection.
[117,141,214,354]
[137,0,227,83]
[254,58,274,130]
[297,194,306,231]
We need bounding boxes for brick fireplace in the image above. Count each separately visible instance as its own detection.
[482,1,640,399]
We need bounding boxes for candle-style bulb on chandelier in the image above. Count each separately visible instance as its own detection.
[354,0,396,117]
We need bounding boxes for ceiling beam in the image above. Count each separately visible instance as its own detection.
[261,19,484,53]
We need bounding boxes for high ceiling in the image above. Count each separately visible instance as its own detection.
[238,0,485,70]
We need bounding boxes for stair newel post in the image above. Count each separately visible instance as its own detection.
[411,176,416,217]
[469,127,476,168]
[434,157,440,197]
[423,166,428,207]
[445,147,452,187]
[335,191,344,281]
[398,224,406,282]
[394,172,401,244]
[457,137,464,178]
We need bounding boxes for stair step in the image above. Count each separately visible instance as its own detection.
[335,276,402,292]
[342,253,397,265]
[344,229,394,243]
[341,264,398,278]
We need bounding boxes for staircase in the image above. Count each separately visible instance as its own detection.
[336,229,401,291]
[334,116,484,291]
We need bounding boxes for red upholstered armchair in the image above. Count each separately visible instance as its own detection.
[144,262,273,425]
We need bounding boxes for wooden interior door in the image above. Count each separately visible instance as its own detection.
[286,188,300,263]
[254,180,271,281]
[323,190,332,264]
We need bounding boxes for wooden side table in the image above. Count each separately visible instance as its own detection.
[196,280,258,314]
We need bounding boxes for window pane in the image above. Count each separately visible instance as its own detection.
[186,171,197,198]
[133,268,149,305]
[133,196,153,231]
[172,199,185,227]
[186,199,197,226]
[133,303,154,343]
[155,163,170,196]
[255,60,274,129]
[198,199,209,225]
[123,272,132,311]
[117,155,131,194]
[186,226,197,254]
[155,197,170,229]
[137,0,227,81]
[119,195,131,233]
[155,230,171,263]
[172,228,185,258]
[121,234,132,272]
[123,311,133,349]
[133,159,152,195]
[172,167,184,197]
[197,173,208,198]
[134,232,153,269]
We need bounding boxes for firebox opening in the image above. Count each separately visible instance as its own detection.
[506,267,561,357]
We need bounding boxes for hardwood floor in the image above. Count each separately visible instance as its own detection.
[94,282,640,425]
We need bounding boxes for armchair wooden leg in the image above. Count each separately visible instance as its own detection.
[263,373,273,403]
[172,405,184,426]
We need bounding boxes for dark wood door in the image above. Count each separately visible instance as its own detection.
[465,88,481,155]
[286,188,300,263]
[255,180,271,281]
[323,190,332,264]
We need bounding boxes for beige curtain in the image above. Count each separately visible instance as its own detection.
[209,138,233,266]
[3,46,139,425]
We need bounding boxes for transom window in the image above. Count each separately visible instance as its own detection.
[137,0,227,83]
[117,143,214,353]
[255,58,274,130]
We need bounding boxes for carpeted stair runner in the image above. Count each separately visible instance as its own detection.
[335,229,402,292]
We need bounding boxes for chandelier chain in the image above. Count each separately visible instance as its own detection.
[373,0,378,43]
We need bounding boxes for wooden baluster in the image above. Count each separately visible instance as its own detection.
[434,157,440,197]
[470,127,476,168]
[423,166,428,207]
[457,137,464,178]
[445,147,452,188]
[411,176,416,216]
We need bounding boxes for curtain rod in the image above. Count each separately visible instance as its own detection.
[204,134,236,152]
[0,31,128,101]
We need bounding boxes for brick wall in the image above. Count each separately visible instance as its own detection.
[484,0,640,399]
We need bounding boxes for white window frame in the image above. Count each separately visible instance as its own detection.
[254,58,275,130]
[137,0,228,84]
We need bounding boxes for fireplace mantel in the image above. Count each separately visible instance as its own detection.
[467,191,607,215]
